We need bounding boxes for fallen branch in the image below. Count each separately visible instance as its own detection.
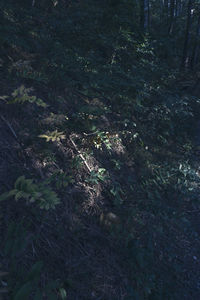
[83,131,98,136]
[69,135,92,173]
[0,115,18,141]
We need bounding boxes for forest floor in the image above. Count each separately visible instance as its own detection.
[0,104,130,300]
[1,84,200,299]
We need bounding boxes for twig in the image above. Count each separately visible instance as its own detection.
[83,131,98,136]
[69,135,92,173]
[0,115,18,140]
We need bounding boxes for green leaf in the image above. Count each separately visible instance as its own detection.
[0,192,10,202]
[0,189,17,201]
[46,292,57,300]
[45,279,60,291]
[33,289,43,300]
[14,282,32,300]
[15,191,25,201]
[59,288,67,299]
[45,289,58,300]
[14,176,25,189]
[26,261,43,282]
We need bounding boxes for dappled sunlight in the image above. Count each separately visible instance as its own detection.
[1,0,200,299]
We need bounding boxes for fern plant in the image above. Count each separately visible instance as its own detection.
[0,176,60,210]
[45,170,75,190]
[86,168,107,184]
[39,130,66,142]
[7,86,47,107]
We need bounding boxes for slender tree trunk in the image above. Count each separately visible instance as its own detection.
[191,13,200,69]
[176,0,183,17]
[160,0,164,19]
[144,0,149,31]
[180,0,193,70]
[140,0,144,30]
[168,0,175,34]
[175,0,178,17]
[164,0,169,16]
[140,0,150,32]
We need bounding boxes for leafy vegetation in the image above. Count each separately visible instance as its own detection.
[1,0,200,299]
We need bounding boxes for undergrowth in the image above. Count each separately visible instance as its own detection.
[1,1,200,299]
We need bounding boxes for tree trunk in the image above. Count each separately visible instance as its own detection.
[176,0,183,17]
[144,0,149,31]
[168,0,175,34]
[140,0,144,30]
[160,0,165,22]
[164,0,169,16]
[160,0,164,16]
[191,13,200,69]
[175,0,178,17]
[140,0,150,32]
[180,0,193,70]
